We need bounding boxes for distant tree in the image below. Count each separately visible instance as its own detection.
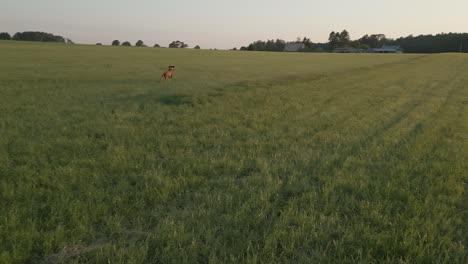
[194,45,201,49]
[169,41,178,48]
[242,39,286,52]
[169,40,180,48]
[135,40,144,47]
[232,47,238,50]
[112,40,120,46]
[240,37,325,52]
[349,40,367,49]
[328,30,351,50]
[12,32,21,41]
[300,37,324,52]
[154,44,160,47]
[359,43,370,50]
[66,38,74,44]
[122,41,131,46]
[328,31,339,50]
[0,32,11,40]
[359,34,388,48]
[12,31,65,43]
[275,39,287,51]
[340,30,350,45]
[96,43,103,46]
[169,40,188,48]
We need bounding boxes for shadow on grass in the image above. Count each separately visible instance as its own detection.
[158,94,193,106]
[114,92,193,107]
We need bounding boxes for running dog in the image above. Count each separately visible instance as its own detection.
[161,66,175,81]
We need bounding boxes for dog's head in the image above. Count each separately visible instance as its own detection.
[168,65,175,70]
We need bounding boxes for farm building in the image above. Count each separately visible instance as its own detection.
[369,46,403,53]
[284,43,305,52]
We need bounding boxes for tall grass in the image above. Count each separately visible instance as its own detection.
[0,41,467,263]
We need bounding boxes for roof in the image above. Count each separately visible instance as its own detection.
[370,46,403,52]
[284,43,304,52]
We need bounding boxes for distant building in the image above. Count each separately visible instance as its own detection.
[368,46,403,53]
[333,47,366,53]
[284,43,305,52]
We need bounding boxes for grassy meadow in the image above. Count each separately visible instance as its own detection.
[0,41,467,263]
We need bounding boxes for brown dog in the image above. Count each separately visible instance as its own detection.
[161,66,175,81]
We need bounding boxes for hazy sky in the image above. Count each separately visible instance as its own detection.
[2,0,468,49]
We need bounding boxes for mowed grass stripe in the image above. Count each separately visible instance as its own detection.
[164,54,457,177]
[316,56,468,262]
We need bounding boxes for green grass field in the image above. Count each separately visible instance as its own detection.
[1,41,467,263]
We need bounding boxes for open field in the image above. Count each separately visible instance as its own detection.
[0,41,467,263]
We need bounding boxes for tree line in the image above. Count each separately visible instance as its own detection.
[328,31,468,53]
[109,40,150,47]
[239,31,468,53]
[390,33,468,53]
[109,39,200,49]
[0,31,73,43]
[238,38,326,52]
[3,30,467,53]
[0,32,202,49]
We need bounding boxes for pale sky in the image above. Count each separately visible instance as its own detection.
[1,0,468,49]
